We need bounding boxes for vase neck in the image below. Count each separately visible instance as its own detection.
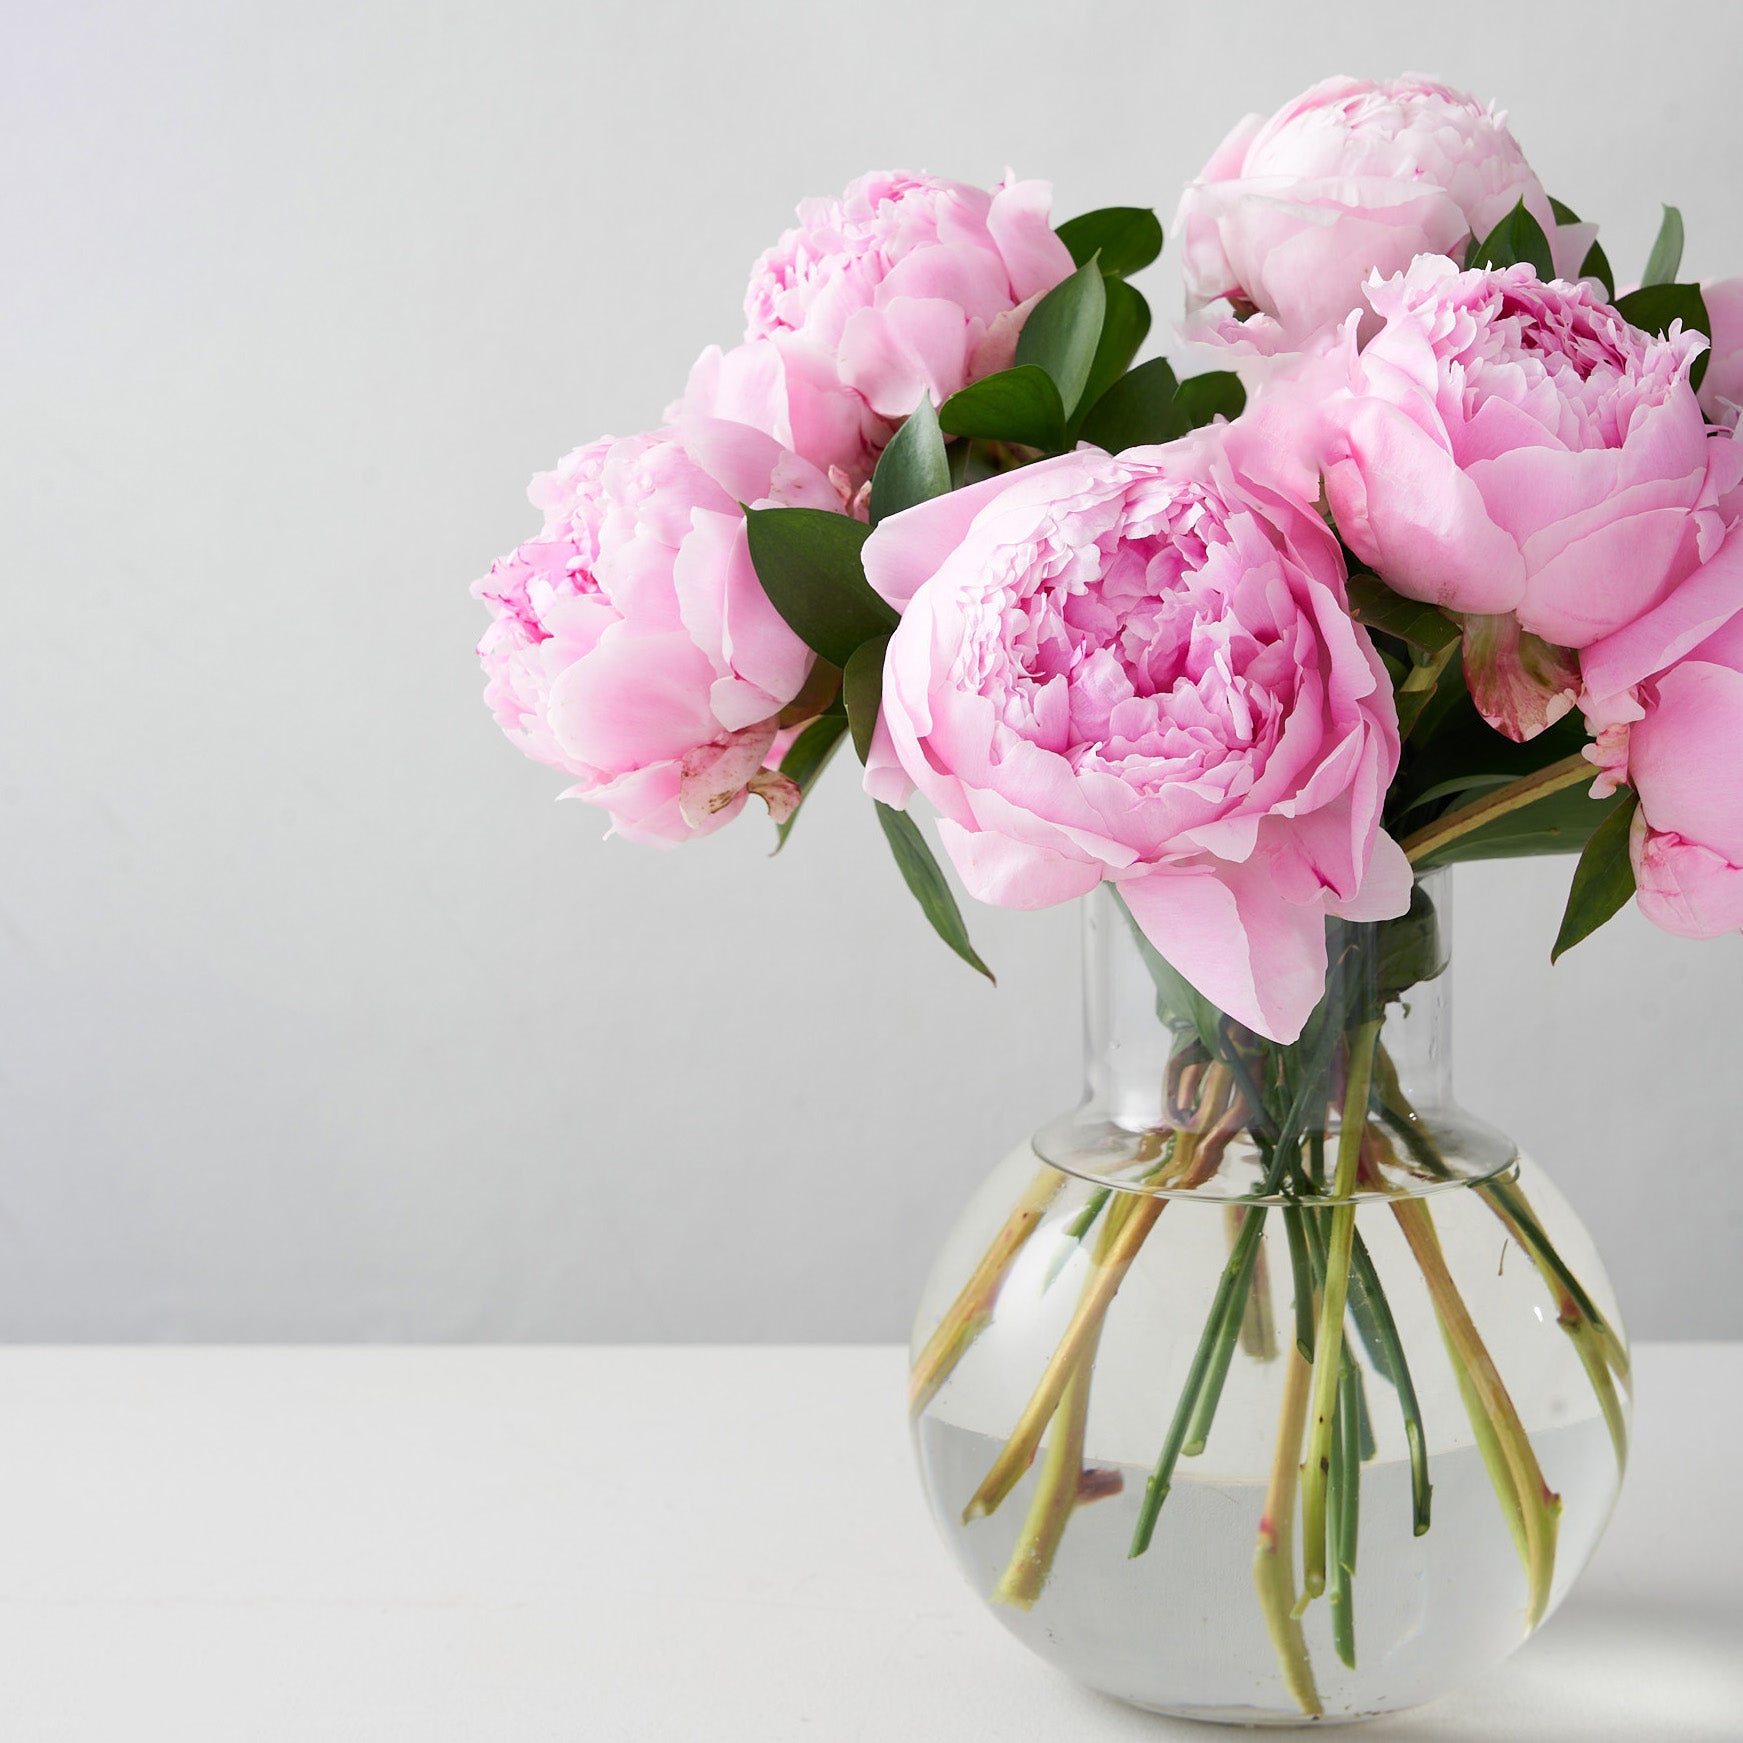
[1079,869,1456,1131]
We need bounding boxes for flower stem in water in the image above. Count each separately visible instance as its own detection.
[989,1316,1105,1610]
[1252,1344,1323,1718]
[910,1165,1066,1417]
[1393,1194,1562,1630]
[1297,1018,1382,1611]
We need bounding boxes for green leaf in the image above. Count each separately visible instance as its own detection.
[1395,679,1578,816]
[868,396,950,528]
[1079,357,1183,453]
[1547,196,1583,226]
[1055,206,1164,277]
[1467,198,1554,280]
[742,507,897,670]
[1415,781,1626,868]
[1400,772,1519,816]
[1551,790,1640,961]
[1615,282,1712,390]
[1642,205,1685,287]
[1172,370,1245,430]
[1347,574,1462,658]
[842,634,888,764]
[772,713,848,852]
[1374,881,1449,1001]
[938,365,1067,452]
[1015,255,1107,418]
[1071,278,1151,436]
[874,803,995,982]
[1581,239,1616,301]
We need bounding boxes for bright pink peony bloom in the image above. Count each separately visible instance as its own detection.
[860,430,1411,1043]
[1579,514,1743,939]
[1699,277,1743,429]
[1311,258,1734,728]
[473,419,840,844]
[1176,75,1580,350]
[677,170,1074,487]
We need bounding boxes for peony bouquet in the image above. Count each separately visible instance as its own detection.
[473,76,1739,1723]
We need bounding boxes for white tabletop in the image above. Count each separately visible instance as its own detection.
[0,1344,1734,1740]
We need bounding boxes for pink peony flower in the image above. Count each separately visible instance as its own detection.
[473,419,841,844]
[859,430,1411,1043]
[1307,257,1734,731]
[1699,277,1743,429]
[1176,75,1581,351]
[677,170,1074,487]
[1578,513,1743,939]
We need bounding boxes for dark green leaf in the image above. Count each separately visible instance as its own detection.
[1400,772,1519,816]
[772,713,848,852]
[1642,205,1685,287]
[1580,239,1616,301]
[938,365,1067,452]
[842,634,888,764]
[1071,278,1151,436]
[1615,282,1712,390]
[1414,781,1626,868]
[742,507,896,670]
[1172,370,1246,430]
[1467,198,1554,280]
[1394,680,1578,817]
[1547,196,1583,226]
[1395,689,1431,738]
[1055,206,1164,277]
[868,396,950,527]
[1551,789,1640,961]
[1375,882,1449,1000]
[1078,356,1183,453]
[875,803,995,981]
[1347,574,1462,658]
[1015,255,1107,418]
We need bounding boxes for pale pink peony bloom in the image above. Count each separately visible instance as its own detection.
[859,430,1410,1043]
[1306,257,1735,732]
[677,170,1074,486]
[473,419,840,844]
[1699,277,1743,429]
[1579,526,1743,938]
[1176,75,1581,351]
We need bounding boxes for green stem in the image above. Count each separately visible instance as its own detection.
[1282,1206,1317,1364]
[910,1165,1066,1417]
[1126,1015,1348,1559]
[1182,1208,1266,1457]
[1252,1345,1323,1718]
[1297,1018,1382,1611]
[1129,1204,1268,1552]
[964,1189,1165,1521]
[1393,1195,1562,1631]
[990,1317,1104,1609]
[1328,1355,1362,1669]
[1399,753,1593,866]
[1348,1229,1433,1536]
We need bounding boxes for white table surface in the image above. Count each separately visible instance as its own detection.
[0,1344,1734,1741]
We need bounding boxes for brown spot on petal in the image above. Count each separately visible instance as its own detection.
[747,768,802,825]
[677,720,781,830]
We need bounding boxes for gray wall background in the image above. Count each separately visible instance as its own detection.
[5,0,1740,1341]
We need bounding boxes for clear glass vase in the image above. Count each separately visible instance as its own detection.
[910,871,1629,1725]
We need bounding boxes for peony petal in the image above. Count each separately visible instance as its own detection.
[1117,859,1331,1045]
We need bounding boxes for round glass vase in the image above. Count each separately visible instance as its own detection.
[909,871,1629,1726]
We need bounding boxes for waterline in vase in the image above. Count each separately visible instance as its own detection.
[917,1409,1617,1722]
